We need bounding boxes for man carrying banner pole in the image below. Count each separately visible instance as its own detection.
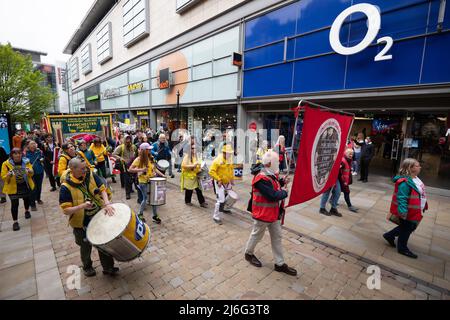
[244,150,297,276]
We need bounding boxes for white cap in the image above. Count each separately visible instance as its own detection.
[139,143,152,150]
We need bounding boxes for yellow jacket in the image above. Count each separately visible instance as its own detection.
[131,158,155,184]
[256,147,268,164]
[58,154,72,178]
[181,154,201,179]
[1,159,35,195]
[89,144,107,162]
[209,154,234,184]
[60,170,106,228]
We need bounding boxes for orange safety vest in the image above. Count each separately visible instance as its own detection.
[389,177,426,223]
[251,173,284,223]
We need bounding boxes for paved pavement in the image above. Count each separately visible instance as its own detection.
[0,174,449,300]
[168,163,450,293]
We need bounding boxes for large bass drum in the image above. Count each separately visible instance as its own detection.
[86,203,150,262]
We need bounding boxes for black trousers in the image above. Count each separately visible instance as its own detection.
[73,228,114,270]
[384,219,418,252]
[96,161,107,178]
[9,196,30,221]
[119,171,124,188]
[185,188,205,204]
[360,158,371,181]
[44,162,56,188]
[30,173,44,206]
[343,191,352,207]
[122,171,134,196]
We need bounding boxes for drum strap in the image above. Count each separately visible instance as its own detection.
[65,172,102,216]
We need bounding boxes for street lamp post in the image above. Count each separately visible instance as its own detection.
[176,89,180,129]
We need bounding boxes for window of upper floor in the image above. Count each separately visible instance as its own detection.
[97,22,113,65]
[176,0,202,14]
[123,0,149,48]
[70,57,80,82]
[81,43,92,75]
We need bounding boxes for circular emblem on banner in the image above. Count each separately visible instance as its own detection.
[311,118,342,193]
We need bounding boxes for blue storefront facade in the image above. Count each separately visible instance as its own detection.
[243,0,450,97]
[241,0,450,189]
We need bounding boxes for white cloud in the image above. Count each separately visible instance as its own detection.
[0,0,95,64]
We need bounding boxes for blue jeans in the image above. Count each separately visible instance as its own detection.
[320,181,341,209]
[137,183,157,216]
[353,152,361,173]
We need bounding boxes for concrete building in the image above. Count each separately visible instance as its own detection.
[63,0,450,189]
[13,47,70,114]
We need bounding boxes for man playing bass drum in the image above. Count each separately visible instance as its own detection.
[59,158,118,277]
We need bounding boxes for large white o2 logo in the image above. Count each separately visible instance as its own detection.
[330,3,393,62]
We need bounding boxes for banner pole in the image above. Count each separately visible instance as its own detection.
[288,110,299,176]
[298,99,355,117]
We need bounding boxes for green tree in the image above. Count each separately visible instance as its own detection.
[0,43,56,123]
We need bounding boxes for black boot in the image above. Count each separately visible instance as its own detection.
[329,207,342,217]
[102,267,119,276]
[219,203,231,214]
[83,266,96,277]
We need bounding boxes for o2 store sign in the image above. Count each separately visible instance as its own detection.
[330,3,393,62]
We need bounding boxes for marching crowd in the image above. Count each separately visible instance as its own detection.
[0,126,428,279]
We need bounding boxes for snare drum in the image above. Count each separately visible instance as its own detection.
[156,160,170,173]
[149,177,167,206]
[197,161,210,179]
[224,189,239,210]
[86,203,150,262]
[200,178,213,191]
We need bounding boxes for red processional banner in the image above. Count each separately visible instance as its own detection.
[287,106,354,207]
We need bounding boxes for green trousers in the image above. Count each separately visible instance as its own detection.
[73,228,114,270]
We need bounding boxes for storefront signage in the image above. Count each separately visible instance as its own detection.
[372,119,400,134]
[159,68,171,89]
[234,164,243,180]
[137,110,149,116]
[330,3,393,62]
[87,95,99,101]
[102,88,120,99]
[128,82,144,92]
[232,52,242,67]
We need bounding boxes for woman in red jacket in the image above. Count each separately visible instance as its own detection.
[383,158,428,259]
[339,148,359,212]
[274,135,287,173]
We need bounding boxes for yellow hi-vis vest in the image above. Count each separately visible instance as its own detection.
[60,170,107,228]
